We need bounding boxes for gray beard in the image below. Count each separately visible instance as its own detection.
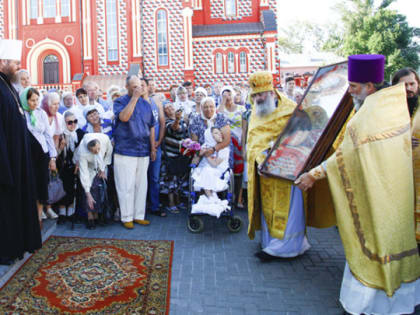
[352,97,364,111]
[256,96,276,117]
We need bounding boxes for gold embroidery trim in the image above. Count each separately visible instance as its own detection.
[336,147,418,264]
[348,124,411,148]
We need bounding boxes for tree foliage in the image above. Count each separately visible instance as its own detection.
[278,21,330,54]
[325,0,420,79]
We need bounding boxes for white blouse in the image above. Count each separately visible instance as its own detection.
[73,133,113,193]
[46,111,65,137]
[25,108,57,158]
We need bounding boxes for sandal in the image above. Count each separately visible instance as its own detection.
[151,210,167,217]
[167,206,180,214]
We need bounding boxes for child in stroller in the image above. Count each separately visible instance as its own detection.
[188,127,242,232]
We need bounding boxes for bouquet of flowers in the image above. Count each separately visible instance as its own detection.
[180,138,201,157]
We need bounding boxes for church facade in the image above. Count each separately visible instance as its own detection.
[0,0,279,90]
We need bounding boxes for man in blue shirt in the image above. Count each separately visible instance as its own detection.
[113,75,156,229]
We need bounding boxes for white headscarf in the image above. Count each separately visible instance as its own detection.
[63,126,78,154]
[74,133,108,171]
[200,97,217,128]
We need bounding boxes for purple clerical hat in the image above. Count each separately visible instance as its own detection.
[348,54,385,83]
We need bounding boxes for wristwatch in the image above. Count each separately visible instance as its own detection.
[51,157,56,161]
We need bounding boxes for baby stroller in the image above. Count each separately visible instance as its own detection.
[187,161,242,233]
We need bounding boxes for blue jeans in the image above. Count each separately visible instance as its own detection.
[147,147,161,211]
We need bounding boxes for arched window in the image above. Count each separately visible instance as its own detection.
[156,10,169,66]
[239,51,247,73]
[227,52,235,73]
[61,0,70,17]
[225,0,236,16]
[43,0,56,18]
[106,0,118,61]
[30,0,38,19]
[215,53,223,73]
[43,55,59,84]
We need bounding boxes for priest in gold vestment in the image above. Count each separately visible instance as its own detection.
[297,55,420,315]
[246,71,311,261]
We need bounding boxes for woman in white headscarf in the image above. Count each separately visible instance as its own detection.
[173,86,195,119]
[192,127,230,193]
[73,133,113,229]
[56,111,86,223]
[191,127,231,217]
[188,97,231,150]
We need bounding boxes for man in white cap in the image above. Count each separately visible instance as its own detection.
[0,39,42,264]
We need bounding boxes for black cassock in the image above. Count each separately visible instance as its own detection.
[0,72,41,261]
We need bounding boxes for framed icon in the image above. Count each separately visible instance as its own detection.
[260,61,354,181]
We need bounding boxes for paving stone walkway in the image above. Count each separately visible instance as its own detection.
[1,209,419,314]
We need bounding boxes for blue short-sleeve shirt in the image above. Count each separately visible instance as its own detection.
[113,95,156,157]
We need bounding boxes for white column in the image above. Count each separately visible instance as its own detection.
[182,7,194,70]
[132,0,141,57]
[265,40,276,73]
[55,0,61,22]
[8,0,17,39]
[82,0,92,59]
[22,0,27,26]
[71,0,76,22]
[37,0,43,24]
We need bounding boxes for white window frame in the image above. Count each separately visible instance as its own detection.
[156,9,169,66]
[225,0,236,17]
[106,0,118,62]
[43,0,56,18]
[227,52,235,73]
[215,53,223,74]
[30,0,38,19]
[239,51,247,73]
[61,0,70,17]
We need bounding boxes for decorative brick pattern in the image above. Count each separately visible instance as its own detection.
[0,0,278,90]
[0,2,4,38]
[142,0,186,90]
[97,0,129,75]
[269,0,278,14]
[210,0,253,21]
[193,36,265,87]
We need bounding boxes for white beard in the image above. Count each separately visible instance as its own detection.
[256,95,276,117]
[351,85,369,111]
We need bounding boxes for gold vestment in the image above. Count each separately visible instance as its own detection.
[247,93,296,240]
[325,84,420,296]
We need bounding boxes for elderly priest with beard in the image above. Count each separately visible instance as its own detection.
[246,71,311,261]
[296,55,420,314]
[0,39,41,265]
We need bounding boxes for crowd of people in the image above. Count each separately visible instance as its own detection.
[10,65,258,231]
[1,38,419,314]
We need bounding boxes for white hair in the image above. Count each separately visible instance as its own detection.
[200,96,215,108]
[48,92,61,105]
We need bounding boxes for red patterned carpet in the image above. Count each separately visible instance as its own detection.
[0,236,173,314]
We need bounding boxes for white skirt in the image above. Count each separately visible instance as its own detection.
[192,166,229,192]
[261,186,310,257]
[340,263,420,315]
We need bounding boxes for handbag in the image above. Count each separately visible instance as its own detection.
[47,172,66,204]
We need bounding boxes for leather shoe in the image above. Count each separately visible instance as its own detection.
[254,251,280,262]
[123,221,134,229]
[134,219,150,226]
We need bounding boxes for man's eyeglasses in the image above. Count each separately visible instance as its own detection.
[66,119,78,125]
